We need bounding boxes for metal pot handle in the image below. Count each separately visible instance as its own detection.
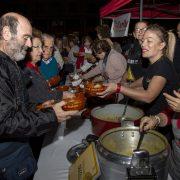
[127,149,157,179]
[121,117,135,127]
[85,134,99,144]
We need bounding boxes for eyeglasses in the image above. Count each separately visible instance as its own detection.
[135,27,147,32]
[32,45,43,49]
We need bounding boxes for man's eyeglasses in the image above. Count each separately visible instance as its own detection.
[135,27,147,32]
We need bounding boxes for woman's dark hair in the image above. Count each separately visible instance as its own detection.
[96,24,110,38]
[134,20,149,31]
[92,39,111,54]
[146,24,176,60]
[32,27,42,39]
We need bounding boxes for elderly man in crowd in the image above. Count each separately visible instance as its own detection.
[0,12,78,179]
[39,33,61,86]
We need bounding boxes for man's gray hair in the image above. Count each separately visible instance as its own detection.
[0,15,19,39]
[41,33,54,42]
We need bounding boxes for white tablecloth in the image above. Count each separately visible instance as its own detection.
[33,117,174,180]
[33,118,92,180]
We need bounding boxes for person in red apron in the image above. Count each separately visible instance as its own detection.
[140,90,180,180]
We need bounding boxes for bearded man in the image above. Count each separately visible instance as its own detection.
[0,12,78,179]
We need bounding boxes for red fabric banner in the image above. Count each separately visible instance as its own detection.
[115,4,180,19]
[100,0,180,19]
[100,0,131,18]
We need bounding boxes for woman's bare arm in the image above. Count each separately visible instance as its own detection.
[129,77,143,88]
[121,76,166,103]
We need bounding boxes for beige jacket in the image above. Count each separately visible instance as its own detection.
[83,49,127,83]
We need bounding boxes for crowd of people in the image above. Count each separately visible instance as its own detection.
[0,11,179,180]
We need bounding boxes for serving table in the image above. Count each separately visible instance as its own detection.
[33,75,173,180]
[33,118,92,180]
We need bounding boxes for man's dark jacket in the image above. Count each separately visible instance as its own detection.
[0,51,57,142]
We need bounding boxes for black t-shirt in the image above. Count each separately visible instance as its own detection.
[142,57,179,115]
[126,39,149,79]
[173,38,180,78]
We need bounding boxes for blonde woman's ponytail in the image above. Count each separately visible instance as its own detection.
[166,31,176,61]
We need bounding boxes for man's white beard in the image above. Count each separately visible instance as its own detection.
[13,48,27,61]
[6,37,27,61]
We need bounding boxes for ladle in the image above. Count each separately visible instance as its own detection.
[136,131,145,150]
[121,97,129,121]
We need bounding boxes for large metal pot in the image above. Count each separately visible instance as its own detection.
[96,127,170,180]
[91,104,144,136]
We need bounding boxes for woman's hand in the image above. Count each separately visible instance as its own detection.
[52,101,78,122]
[140,116,159,132]
[163,90,180,112]
[97,83,117,98]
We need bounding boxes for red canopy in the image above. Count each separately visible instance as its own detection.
[100,0,180,19]
[100,0,131,18]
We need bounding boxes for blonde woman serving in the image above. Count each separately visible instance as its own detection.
[98,24,178,116]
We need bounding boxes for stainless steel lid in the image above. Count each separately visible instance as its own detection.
[91,104,144,122]
[98,127,169,157]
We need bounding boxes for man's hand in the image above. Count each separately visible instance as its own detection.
[97,83,117,98]
[140,116,158,132]
[36,100,55,110]
[41,99,55,108]
[52,101,78,123]
[163,90,180,112]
